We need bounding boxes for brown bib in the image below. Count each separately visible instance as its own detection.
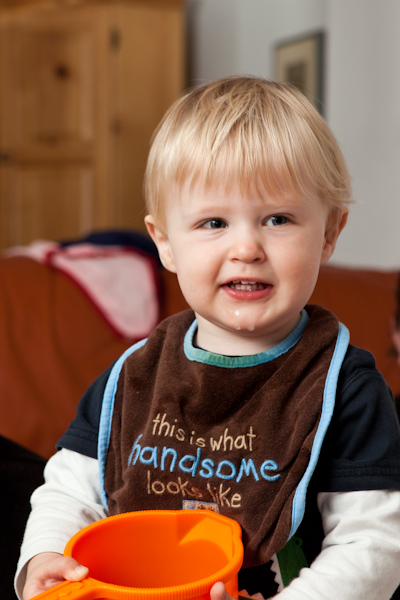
[103,305,341,567]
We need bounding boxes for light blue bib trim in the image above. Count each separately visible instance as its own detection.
[98,338,147,509]
[183,309,309,368]
[289,321,350,538]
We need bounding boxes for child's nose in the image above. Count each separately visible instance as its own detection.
[229,232,266,263]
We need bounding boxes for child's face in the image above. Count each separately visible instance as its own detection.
[146,180,347,355]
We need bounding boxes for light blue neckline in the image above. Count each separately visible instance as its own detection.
[183,309,309,368]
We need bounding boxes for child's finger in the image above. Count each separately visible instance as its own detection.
[23,555,89,600]
[37,555,88,584]
[210,582,235,600]
[210,582,227,600]
[60,557,89,581]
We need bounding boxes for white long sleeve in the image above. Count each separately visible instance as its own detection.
[276,489,400,600]
[14,449,107,598]
[15,448,400,600]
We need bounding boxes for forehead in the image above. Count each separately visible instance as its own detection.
[166,176,327,217]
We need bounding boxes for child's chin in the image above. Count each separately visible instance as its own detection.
[224,318,259,335]
[230,324,257,333]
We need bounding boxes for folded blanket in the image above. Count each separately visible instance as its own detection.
[4,240,159,340]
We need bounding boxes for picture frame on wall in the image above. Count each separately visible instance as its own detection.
[275,32,325,116]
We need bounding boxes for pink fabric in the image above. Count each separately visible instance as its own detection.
[4,241,159,340]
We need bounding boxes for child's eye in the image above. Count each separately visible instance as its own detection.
[202,219,227,229]
[265,215,288,226]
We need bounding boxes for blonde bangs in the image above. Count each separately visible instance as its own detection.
[144,77,351,229]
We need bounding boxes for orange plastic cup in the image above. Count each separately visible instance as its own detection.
[32,509,243,600]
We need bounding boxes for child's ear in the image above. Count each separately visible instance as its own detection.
[145,215,177,273]
[320,208,349,265]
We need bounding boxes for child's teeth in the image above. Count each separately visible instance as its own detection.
[230,281,264,291]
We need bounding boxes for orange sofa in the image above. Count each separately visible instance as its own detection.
[1,255,399,460]
[311,265,400,398]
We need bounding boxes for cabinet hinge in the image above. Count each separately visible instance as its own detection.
[110,28,121,51]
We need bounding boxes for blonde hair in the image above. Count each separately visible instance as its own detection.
[144,76,351,229]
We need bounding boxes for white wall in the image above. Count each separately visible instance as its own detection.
[188,0,326,82]
[187,0,240,84]
[187,0,400,269]
[326,0,400,268]
[235,0,327,78]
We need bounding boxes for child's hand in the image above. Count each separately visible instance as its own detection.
[23,552,89,600]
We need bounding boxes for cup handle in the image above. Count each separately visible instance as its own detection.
[32,577,110,600]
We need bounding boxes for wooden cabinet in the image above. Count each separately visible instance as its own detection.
[0,0,184,249]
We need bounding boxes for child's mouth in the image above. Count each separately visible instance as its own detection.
[228,280,267,292]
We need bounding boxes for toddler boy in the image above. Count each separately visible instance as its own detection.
[17,77,400,600]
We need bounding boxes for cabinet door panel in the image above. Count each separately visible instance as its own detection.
[1,164,93,247]
[13,25,94,147]
[115,4,184,232]
[0,1,185,245]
